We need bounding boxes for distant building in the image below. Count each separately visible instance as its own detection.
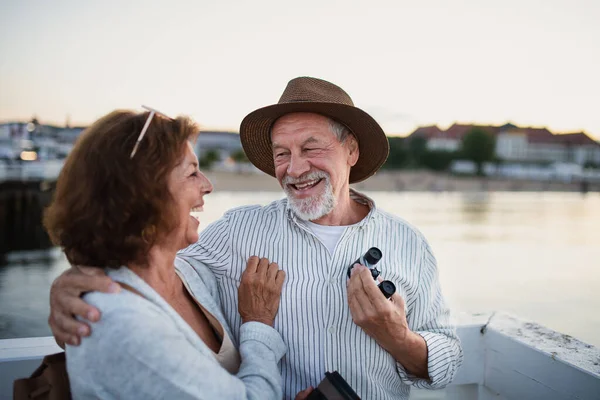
[496,126,555,162]
[0,124,10,140]
[4,122,247,162]
[55,127,85,144]
[0,123,28,160]
[408,123,600,166]
[195,131,242,159]
[0,123,29,141]
[410,125,457,151]
[555,132,600,165]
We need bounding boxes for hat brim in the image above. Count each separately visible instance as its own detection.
[240,102,389,184]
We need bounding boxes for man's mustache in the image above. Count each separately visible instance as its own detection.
[283,171,330,185]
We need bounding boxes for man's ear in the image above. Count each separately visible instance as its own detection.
[347,136,359,167]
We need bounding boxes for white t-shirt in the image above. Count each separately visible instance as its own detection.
[305,220,352,255]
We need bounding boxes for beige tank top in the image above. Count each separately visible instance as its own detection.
[176,271,241,374]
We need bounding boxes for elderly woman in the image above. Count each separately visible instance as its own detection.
[43,110,286,399]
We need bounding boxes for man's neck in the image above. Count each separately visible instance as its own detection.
[310,190,370,226]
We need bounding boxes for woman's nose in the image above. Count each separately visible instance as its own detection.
[197,171,213,195]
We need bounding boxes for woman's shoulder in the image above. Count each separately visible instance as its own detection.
[81,267,162,315]
[83,287,158,317]
[66,288,207,398]
[68,289,166,368]
[75,268,170,345]
[174,256,219,296]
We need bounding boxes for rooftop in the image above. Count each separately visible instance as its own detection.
[408,123,600,147]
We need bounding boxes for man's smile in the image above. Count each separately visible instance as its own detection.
[287,178,324,197]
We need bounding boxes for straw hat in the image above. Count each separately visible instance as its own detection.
[239,77,389,183]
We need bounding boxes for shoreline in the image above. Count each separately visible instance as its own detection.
[204,170,599,193]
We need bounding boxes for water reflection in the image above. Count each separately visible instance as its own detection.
[0,249,69,339]
[460,192,491,223]
[1,192,599,348]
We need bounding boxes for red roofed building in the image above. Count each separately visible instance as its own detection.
[496,126,557,162]
[407,123,600,166]
[408,123,500,152]
[555,132,600,165]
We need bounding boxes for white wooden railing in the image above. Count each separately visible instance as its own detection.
[0,313,598,400]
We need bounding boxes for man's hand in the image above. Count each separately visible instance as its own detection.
[347,264,429,378]
[49,266,120,347]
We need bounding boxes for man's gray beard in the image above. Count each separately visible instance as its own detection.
[283,171,336,221]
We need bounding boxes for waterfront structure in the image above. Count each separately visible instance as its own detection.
[0,122,84,162]
[1,122,244,163]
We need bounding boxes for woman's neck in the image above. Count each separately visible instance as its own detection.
[128,245,181,298]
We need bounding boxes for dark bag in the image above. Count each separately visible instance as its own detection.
[13,352,71,400]
[306,371,361,400]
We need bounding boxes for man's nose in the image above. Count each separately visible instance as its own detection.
[286,154,310,178]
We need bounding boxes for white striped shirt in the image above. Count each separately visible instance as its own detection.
[179,190,463,399]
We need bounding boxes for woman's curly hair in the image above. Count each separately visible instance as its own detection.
[44,110,199,268]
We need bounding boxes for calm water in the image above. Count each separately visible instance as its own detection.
[1,192,599,347]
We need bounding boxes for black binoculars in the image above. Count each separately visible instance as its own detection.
[347,247,396,299]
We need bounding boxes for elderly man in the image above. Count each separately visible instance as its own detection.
[49,77,462,399]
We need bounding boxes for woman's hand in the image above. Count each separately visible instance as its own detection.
[238,256,285,327]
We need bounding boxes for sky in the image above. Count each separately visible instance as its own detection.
[1,0,599,138]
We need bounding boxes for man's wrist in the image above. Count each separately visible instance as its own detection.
[385,326,416,356]
[388,329,429,378]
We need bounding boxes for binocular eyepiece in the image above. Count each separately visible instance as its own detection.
[347,247,396,299]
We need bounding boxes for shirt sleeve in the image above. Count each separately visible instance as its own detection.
[396,236,463,389]
[68,302,286,400]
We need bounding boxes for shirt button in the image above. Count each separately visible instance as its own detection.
[329,278,336,285]
[328,326,335,334]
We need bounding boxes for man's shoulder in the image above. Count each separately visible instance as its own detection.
[221,198,287,220]
[374,207,428,245]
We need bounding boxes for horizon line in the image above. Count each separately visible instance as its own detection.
[0,118,598,141]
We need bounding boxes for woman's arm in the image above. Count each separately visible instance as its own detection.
[68,296,285,400]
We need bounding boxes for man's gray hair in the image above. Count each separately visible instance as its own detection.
[328,118,353,143]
